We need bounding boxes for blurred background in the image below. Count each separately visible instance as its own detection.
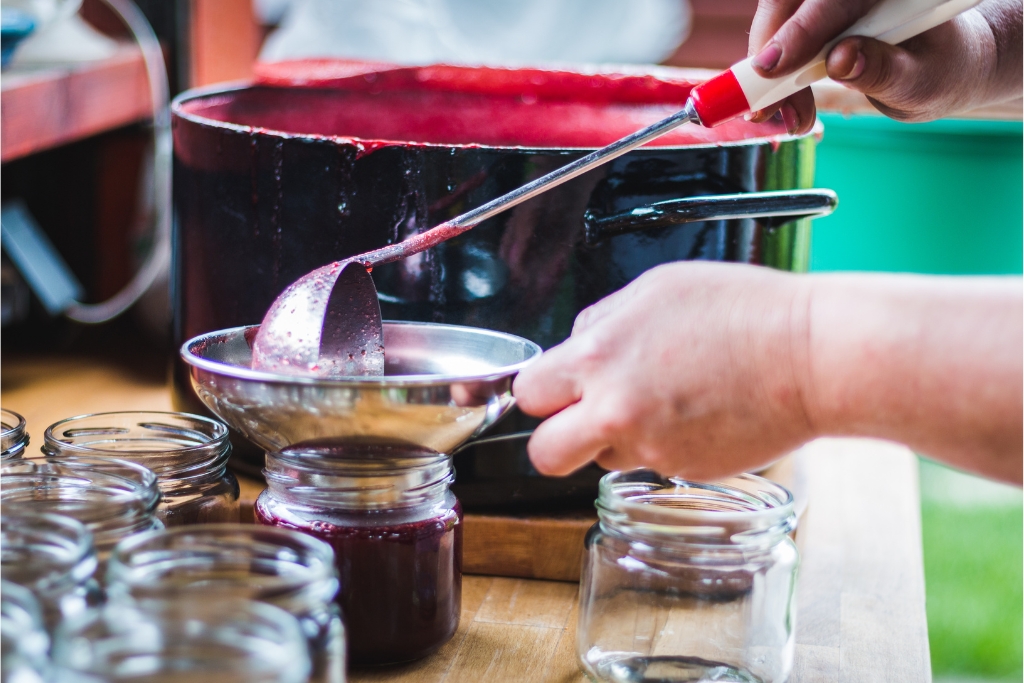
[1,2,1020,680]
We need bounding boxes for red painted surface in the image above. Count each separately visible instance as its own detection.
[689,69,751,127]
[181,60,786,150]
[174,60,790,268]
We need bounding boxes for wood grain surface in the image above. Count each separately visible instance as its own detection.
[1,354,932,681]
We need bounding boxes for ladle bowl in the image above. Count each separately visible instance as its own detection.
[181,322,541,455]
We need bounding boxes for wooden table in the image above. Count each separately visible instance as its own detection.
[1,351,932,681]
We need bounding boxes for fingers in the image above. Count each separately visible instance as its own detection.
[513,343,582,418]
[748,87,815,134]
[527,402,610,476]
[752,0,882,78]
[572,278,644,335]
[749,0,803,54]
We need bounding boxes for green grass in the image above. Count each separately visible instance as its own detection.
[921,493,1023,679]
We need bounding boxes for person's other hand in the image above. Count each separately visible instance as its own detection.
[747,0,1023,134]
[512,262,815,481]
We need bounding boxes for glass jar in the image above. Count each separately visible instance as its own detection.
[43,411,239,526]
[0,456,162,565]
[1,512,100,632]
[1,580,50,683]
[107,524,345,683]
[51,597,311,683]
[577,470,799,683]
[255,444,463,666]
[1,408,29,460]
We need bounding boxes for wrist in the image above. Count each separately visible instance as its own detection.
[785,273,825,442]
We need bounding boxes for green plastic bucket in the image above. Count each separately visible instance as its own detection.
[811,113,1022,275]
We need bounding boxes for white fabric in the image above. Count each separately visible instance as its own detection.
[260,0,691,66]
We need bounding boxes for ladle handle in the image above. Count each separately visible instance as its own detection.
[447,102,700,231]
[583,188,837,245]
[351,102,700,267]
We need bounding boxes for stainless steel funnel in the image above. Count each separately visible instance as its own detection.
[181,322,541,455]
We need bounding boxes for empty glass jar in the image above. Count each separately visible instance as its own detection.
[0,456,162,565]
[577,471,799,683]
[43,411,238,526]
[107,524,345,683]
[51,597,310,683]
[1,408,29,460]
[1,512,100,632]
[255,444,463,666]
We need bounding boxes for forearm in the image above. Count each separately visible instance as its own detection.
[801,273,1023,483]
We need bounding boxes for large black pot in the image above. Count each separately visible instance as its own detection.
[171,62,831,512]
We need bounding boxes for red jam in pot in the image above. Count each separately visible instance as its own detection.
[253,445,462,666]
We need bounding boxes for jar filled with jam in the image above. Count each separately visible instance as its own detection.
[1,408,29,460]
[0,456,162,566]
[1,512,100,633]
[255,445,462,666]
[577,470,799,683]
[107,525,345,683]
[43,412,239,526]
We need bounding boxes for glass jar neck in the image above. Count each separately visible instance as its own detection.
[107,525,339,618]
[264,445,454,513]
[596,471,796,550]
[51,599,310,683]
[1,409,29,459]
[1,513,98,597]
[42,412,231,486]
[0,457,162,555]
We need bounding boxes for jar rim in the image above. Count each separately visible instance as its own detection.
[1,408,28,454]
[107,523,338,594]
[52,597,310,681]
[1,512,98,593]
[0,456,161,544]
[43,412,230,477]
[264,448,454,511]
[597,470,795,544]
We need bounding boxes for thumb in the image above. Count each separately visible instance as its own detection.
[825,31,968,122]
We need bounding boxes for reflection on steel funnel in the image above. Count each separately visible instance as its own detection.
[182,322,541,455]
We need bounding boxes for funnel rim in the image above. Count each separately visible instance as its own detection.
[181,322,542,386]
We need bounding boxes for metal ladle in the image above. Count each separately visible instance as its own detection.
[252,261,385,377]
[251,100,703,377]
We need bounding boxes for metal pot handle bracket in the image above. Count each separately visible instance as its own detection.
[583,188,838,245]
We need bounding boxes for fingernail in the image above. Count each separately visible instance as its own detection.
[752,42,783,72]
[838,51,866,81]
[781,103,800,134]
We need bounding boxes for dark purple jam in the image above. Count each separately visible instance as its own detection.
[255,500,462,666]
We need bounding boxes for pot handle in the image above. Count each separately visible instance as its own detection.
[583,188,838,245]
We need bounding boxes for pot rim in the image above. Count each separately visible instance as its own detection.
[170,80,822,154]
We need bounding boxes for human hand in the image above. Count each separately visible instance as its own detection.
[512,262,816,481]
[747,0,1023,134]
